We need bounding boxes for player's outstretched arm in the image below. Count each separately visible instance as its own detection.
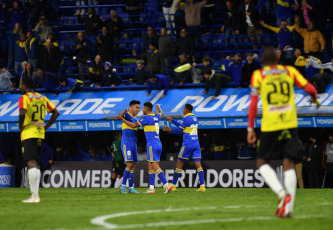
[19,108,27,133]
[155,104,163,117]
[121,117,140,129]
[45,108,60,131]
[118,108,129,119]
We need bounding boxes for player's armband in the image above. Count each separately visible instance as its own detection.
[250,87,259,95]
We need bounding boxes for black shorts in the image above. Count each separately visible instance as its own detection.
[22,138,43,161]
[257,128,299,161]
[114,160,126,176]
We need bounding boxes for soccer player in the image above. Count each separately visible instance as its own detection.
[119,102,173,193]
[247,46,320,218]
[111,132,126,188]
[163,104,205,191]
[19,77,60,203]
[117,100,141,194]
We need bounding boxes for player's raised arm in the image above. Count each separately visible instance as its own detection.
[44,108,60,131]
[155,104,163,117]
[118,107,130,119]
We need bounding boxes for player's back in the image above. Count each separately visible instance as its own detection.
[19,92,55,141]
[121,112,138,146]
[251,65,308,132]
[182,114,200,147]
[138,113,161,145]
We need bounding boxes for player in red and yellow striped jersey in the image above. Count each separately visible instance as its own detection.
[19,77,59,203]
[247,46,319,218]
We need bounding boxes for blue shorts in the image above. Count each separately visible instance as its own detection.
[178,145,201,162]
[121,144,138,163]
[147,143,162,162]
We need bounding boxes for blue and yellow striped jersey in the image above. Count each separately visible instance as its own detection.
[137,113,161,145]
[121,112,138,146]
[178,113,200,147]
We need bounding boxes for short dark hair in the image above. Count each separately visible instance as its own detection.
[262,46,278,65]
[280,19,287,23]
[148,73,156,79]
[202,56,211,63]
[143,102,153,111]
[21,76,34,89]
[185,104,193,112]
[203,69,212,75]
[130,100,140,106]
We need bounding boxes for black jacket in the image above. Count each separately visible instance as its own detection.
[142,34,159,53]
[75,38,92,63]
[78,14,100,36]
[102,16,124,38]
[102,69,122,86]
[135,50,165,74]
[240,2,262,31]
[38,46,62,73]
[158,35,176,58]
[204,73,232,97]
[241,60,261,86]
[224,7,240,30]
[135,67,150,85]
[177,36,196,57]
[97,34,114,62]
[308,141,323,173]
[310,73,332,94]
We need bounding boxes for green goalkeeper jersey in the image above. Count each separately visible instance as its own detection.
[112,139,123,161]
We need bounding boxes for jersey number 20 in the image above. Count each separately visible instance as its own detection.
[32,104,46,121]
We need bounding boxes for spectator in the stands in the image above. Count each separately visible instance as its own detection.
[174,0,186,39]
[125,0,142,25]
[295,0,317,28]
[74,0,98,16]
[276,0,294,25]
[172,53,191,86]
[203,69,232,100]
[295,16,325,58]
[0,62,13,90]
[2,0,26,31]
[34,69,58,89]
[159,27,176,77]
[26,30,39,69]
[14,33,27,73]
[96,27,114,62]
[40,143,54,169]
[100,61,122,88]
[34,16,52,46]
[241,53,261,87]
[224,53,245,86]
[21,62,36,84]
[193,56,221,72]
[142,26,159,53]
[135,60,150,85]
[325,134,333,188]
[45,33,59,47]
[74,32,92,80]
[176,0,207,38]
[27,0,63,24]
[55,77,84,96]
[5,22,22,70]
[133,43,165,74]
[88,54,104,86]
[162,0,175,31]
[147,73,170,98]
[38,39,62,75]
[279,47,302,68]
[221,0,240,46]
[77,7,100,49]
[240,0,263,50]
[294,54,323,80]
[260,19,295,57]
[101,10,124,41]
[307,135,323,188]
[177,28,196,58]
[17,61,28,79]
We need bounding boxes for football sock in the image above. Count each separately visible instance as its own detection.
[122,168,131,186]
[156,168,168,185]
[111,178,116,188]
[259,164,284,198]
[149,170,155,189]
[172,168,182,185]
[28,168,37,198]
[197,167,205,186]
[128,170,134,188]
[284,169,297,212]
[35,168,41,197]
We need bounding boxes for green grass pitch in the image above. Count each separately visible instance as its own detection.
[0,188,332,230]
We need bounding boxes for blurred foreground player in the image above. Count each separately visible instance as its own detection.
[163,104,205,191]
[19,77,60,203]
[247,46,319,217]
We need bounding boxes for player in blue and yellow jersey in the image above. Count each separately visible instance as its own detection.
[19,77,60,203]
[247,46,319,218]
[116,100,141,194]
[163,104,205,192]
[119,102,173,194]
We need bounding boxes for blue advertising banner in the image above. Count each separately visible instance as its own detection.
[1,85,333,122]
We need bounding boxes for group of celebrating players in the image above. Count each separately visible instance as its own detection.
[18,46,320,219]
